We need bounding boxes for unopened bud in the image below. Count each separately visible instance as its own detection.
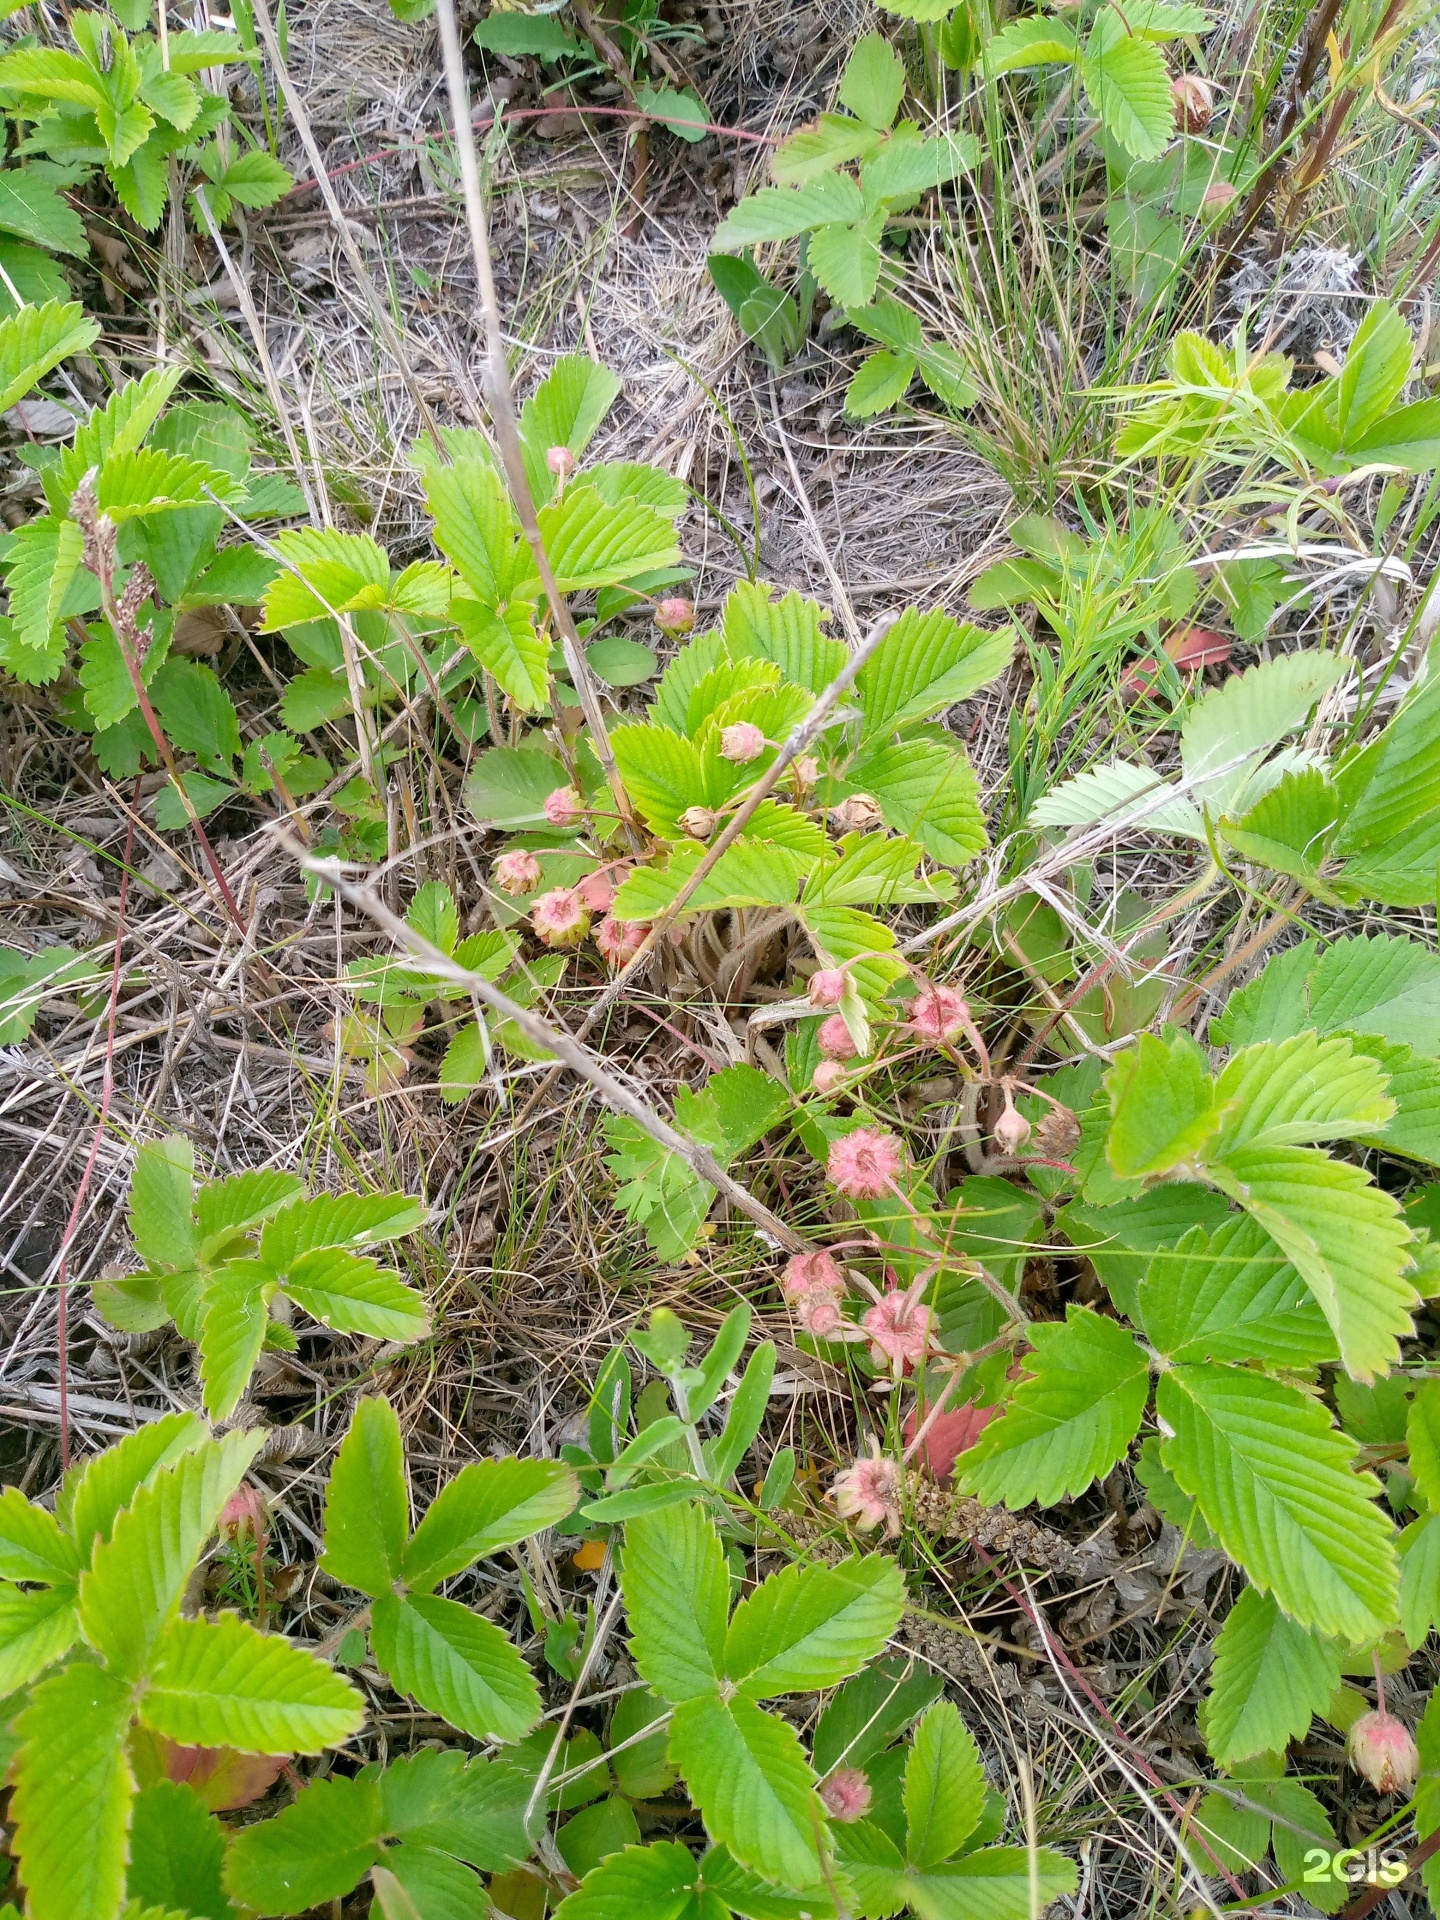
[543,785,584,829]
[812,1059,846,1095]
[808,968,848,1009]
[546,445,576,479]
[494,849,543,895]
[1171,73,1214,134]
[655,596,695,636]
[993,1091,1031,1156]
[220,1484,268,1546]
[1348,1709,1419,1796]
[679,806,717,840]
[820,1769,873,1823]
[818,1014,858,1061]
[720,722,766,763]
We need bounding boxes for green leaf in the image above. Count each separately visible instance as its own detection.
[957,1306,1149,1508]
[587,636,658,687]
[808,832,952,907]
[11,1662,135,1920]
[223,1774,383,1916]
[808,213,884,309]
[724,580,846,693]
[904,1701,986,1868]
[984,14,1080,67]
[371,1592,542,1742]
[259,1192,426,1266]
[0,1583,81,1693]
[1029,756,1199,837]
[537,484,679,594]
[261,527,392,627]
[424,456,532,599]
[621,1500,729,1703]
[1198,1587,1341,1766]
[844,736,987,866]
[1217,932,1440,1056]
[1336,670,1440,853]
[712,176,864,249]
[1105,1033,1221,1178]
[198,1263,271,1421]
[371,1747,536,1867]
[0,1485,78,1584]
[1210,1032,1394,1151]
[130,1134,196,1269]
[79,1427,263,1679]
[669,1692,822,1886]
[403,1459,578,1592]
[194,1170,304,1258]
[1157,1362,1399,1640]
[0,298,99,414]
[772,113,887,185]
[453,598,550,712]
[127,1779,233,1920]
[281,1246,430,1342]
[1179,649,1347,813]
[558,1798,645,1879]
[724,1555,905,1699]
[857,609,1011,740]
[322,1394,410,1599]
[612,840,811,919]
[845,349,918,419]
[839,33,906,128]
[1347,395,1440,470]
[1411,1381,1440,1511]
[0,172,88,256]
[60,1410,208,1565]
[1400,1514,1440,1647]
[141,1611,365,1752]
[1137,1215,1336,1367]
[1082,21,1173,159]
[1205,1144,1415,1382]
[551,1842,721,1920]
[609,722,738,839]
[636,83,709,141]
[900,1849,1077,1918]
[520,355,623,505]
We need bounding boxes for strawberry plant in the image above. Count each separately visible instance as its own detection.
[93,1136,430,1418]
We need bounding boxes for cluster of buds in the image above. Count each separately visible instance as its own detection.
[778,1244,935,1378]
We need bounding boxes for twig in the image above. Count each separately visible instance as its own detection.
[433,0,642,847]
[283,837,810,1254]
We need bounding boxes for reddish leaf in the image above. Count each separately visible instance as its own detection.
[1121,627,1231,699]
[132,1724,288,1811]
[904,1399,999,1484]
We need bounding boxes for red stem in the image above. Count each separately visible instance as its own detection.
[54,783,139,1473]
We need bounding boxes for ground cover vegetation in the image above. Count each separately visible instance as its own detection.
[1,0,1440,1909]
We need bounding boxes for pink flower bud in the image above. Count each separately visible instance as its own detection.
[994,1090,1031,1157]
[576,868,615,913]
[220,1483,267,1546]
[808,968,847,1009]
[1172,73,1214,134]
[907,981,975,1048]
[720,722,766,763]
[781,1250,845,1301]
[595,915,649,968]
[1348,1709,1419,1795]
[494,849,543,895]
[812,1059,846,1095]
[679,806,717,839]
[818,1014,858,1061]
[820,1769,873,1823]
[543,786,584,829]
[797,1289,849,1339]
[655,597,695,636]
[827,1128,903,1199]
[531,887,591,949]
[546,445,576,479]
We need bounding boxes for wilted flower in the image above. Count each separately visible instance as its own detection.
[827,1128,903,1199]
[861,1278,933,1374]
[720,722,765,763]
[791,754,820,789]
[832,1446,902,1535]
[1035,1101,1081,1160]
[796,1289,851,1339]
[531,888,591,949]
[655,596,695,635]
[595,916,648,968]
[494,849,543,895]
[781,1250,845,1301]
[993,1087,1032,1157]
[543,785,584,829]
[546,445,576,480]
[812,1060,846,1096]
[820,1769,873,1822]
[679,805,717,839]
[907,981,975,1048]
[1172,73,1214,133]
[830,794,883,833]
[220,1483,267,1546]
[576,868,615,913]
[818,1015,858,1061]
[1348,1709,1419,1795]
[808,967,847,1009]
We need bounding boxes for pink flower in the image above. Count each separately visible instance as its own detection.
[655,597,695,635]
[595,916,648,968]
[720,722,766,763]
[1348,1710,1419,1795]
[862,1279,933,1374]
[818,1015,858,1061]
[220,1484,267,1546]
[781,1250,845,1301]
[531,888,591,949]
[827,1128,903,1199]
[833,1448,902,1535]
[546,445,576,479]
[994,1090,1032,1156]
[808,968,847,1009]
[812,1060,846,1096]
[494,849,543,895]
[907,981,975,1048]
[543,786,584,829]
[820,1769,872,1823]
[576,868,615,913]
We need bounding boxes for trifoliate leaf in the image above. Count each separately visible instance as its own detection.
[141,1612,365,1752]
[669,1692,822,1887]
[370,1592,543,1742]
